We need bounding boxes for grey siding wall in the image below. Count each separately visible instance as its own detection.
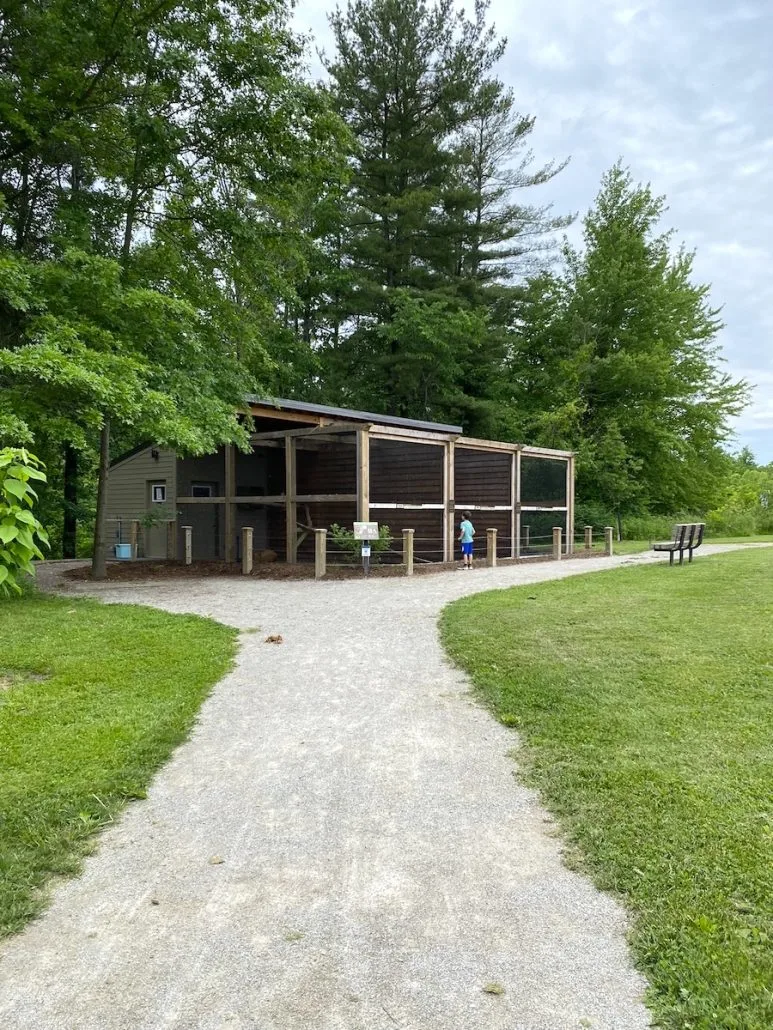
[103,447,176,558]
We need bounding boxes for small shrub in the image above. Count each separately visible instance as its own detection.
[0,448,49,595]
[328,522,392,564]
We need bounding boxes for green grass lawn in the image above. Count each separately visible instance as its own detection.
[441,548,773,1030]
[0,591,237,938]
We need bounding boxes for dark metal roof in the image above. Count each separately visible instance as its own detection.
[246,396,463,435]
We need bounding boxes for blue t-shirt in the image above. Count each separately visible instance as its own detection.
[459,519,475,544]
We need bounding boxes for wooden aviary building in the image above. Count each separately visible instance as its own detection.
[103,398,575,564]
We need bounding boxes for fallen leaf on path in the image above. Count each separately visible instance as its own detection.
[264,634,283,644]
[208,855,225,865]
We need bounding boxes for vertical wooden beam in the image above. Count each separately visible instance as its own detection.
[566,455,576,555]
[242,527,253,575]
[130,519,139,560]
[553,526,563,560]
[403,528,414,575]
[314,528,327,579]
[285,436,297,564]
[443,441,455,562]
[605,526,614,556]
[182,526,192,565]
[515,449,522,559]
[486,528,497,567]
[584,526,593,550]
[510,452,517,559]
[356,428,370,523]
[224,443,235,563]
[166,520,177,560]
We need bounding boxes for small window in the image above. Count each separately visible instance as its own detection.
[151,484,166,503]
[191,483,213,498]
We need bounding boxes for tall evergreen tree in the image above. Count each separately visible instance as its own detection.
[319,0,567,431]
[510,164,749,524]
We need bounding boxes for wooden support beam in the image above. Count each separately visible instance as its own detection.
[224,443,235,563]
[368,425,454,445]
[250,422,358,443]
[167,520,177,560]
[356,428,369,522]
[176,496,226,504]
[486,528,497,567]
[444,440,455,562]
[130,520,139,560]
[248,404,328,425]
[182,526,192,565]
[566,456,575,555]
[584,526,593,550]
[285,436,297,564]
[455,438,520,453]
[510,452,517,559]
[520,444,575,459]
[515,449,522,559]
[553,526,563,561]
[314,529,327,579]
[403,528,414,576]
[242,527,253,575]
[605,526,614,556]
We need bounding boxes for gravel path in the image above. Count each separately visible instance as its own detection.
[2,545,753,1029]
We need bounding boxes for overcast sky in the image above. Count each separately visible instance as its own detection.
[293,0,772,462]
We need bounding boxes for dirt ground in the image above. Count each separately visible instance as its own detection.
[63,550,600,582]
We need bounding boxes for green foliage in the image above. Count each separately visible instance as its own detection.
[328,522,393,564]
[0,448,49,594]
[0,591,237,937]
[318,0,567,431]
[442,548,773,1028]
[511,164,749,520]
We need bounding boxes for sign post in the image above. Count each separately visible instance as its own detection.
[353,521,379,577]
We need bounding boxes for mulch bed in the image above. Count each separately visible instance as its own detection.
[63,549,603,583]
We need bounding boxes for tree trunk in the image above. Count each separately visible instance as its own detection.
[62,443,78,558]
[616,509,623,542]
[91,419,111,579]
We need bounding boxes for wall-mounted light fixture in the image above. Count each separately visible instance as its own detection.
[151,448,160,461]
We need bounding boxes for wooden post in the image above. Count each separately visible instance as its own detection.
[403,528,414,576]
[605,526,614,556]
[553,526,562,560]
[486,528,497,567]
[356,428,370,523]
[515,449,522,559]
[314,528,326,579]
[566,455,575,555]
[524,525,530,551]
[242,527,253,575]
[285,435,297,564]
[584,526,593,550]
[130,519,139,560]
[182,526,192,565]
[224,443,235,563]
[167,520,177,560]
[443,441,455,562]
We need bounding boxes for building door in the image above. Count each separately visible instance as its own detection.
[145,481,169,558]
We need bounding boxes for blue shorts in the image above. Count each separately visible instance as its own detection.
[461,542,473,556]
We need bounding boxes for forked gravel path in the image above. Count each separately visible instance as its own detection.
[1,545,755,1029]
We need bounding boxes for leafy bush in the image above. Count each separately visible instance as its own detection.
[328,522,393,564]
[0,448,49,595]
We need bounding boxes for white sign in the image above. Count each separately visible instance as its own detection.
[353,521,379,541]
[361,542,371,557]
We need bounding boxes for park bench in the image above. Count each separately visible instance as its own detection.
[653,522,705,565]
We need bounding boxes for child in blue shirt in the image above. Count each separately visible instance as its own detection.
[458,511,475,568]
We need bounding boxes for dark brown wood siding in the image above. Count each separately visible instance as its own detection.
[296,440,356,494]
[454,448,511,507]
[369,440,444,504]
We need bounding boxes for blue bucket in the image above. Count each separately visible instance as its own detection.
[115,543,132,560]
